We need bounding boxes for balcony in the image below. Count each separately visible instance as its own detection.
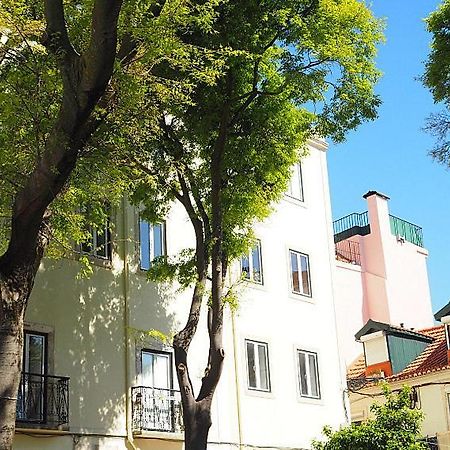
[335,240,361,265]
[333,211,424,248]
[333,212,370,243]
[132,387,182,434]
[389,215,424,247]
[16,372,69,428]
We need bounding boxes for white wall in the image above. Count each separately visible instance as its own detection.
[17,140,346,450]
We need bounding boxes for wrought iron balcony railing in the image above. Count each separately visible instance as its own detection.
[16,372,69,427]
[132,386,182,434]
[389,214,424,247]
[333,212,370,243]
[335,240,361,265]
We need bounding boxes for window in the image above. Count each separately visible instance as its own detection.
[81,220,111,260]
[297,349,320,399]
[141,350,172,389]
[23,332,47,375]
[290,250,311,296]
[139,350,174,431]
[139,221,166,270]
[241,240,263,284]
[17,332,47,422]
[286,163,304,202]
[245,340,270,392]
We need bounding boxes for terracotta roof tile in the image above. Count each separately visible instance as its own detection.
[347,325,449,383]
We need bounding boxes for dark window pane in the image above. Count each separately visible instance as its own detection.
[300,254,311,296]
[153,223,164,259]
[81,240,92,254]
[241,255,250,279]
[96,228,107,258]
[258,344,269,390]
[297,164,304,202]
[291,251,300,293]
[298,351,308,396]
[309,353,320,398]
[246,342,257,389]
[140,220,150,270]
[252,244,262,283]
[27,335,45,375]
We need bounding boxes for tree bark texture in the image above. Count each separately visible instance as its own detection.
[0,1,123,447]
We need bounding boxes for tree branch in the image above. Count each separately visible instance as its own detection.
[42,0,77,60]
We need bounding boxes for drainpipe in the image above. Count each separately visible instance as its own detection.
[231,309,244,450]
[121,198,138,450]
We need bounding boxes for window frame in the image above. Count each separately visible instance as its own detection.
[286,163,304,202]
[245,339,271,393]
[240,240,264,285]
[139,220,167,271]
[289,250,312,297]
[23,330,48,376]
[80,216,112,261]
[296,349,321,399]
[140,348,173,390]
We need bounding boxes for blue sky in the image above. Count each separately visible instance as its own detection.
[327,1,450,313]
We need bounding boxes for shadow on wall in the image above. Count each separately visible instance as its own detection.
[24,249,179,443]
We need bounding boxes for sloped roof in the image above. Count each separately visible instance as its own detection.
[355,319,433,342]
[348,325,448,383]
[435,301,450,321]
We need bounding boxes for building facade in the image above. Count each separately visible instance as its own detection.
[332,191,434,366]
[14,139,347,450]
[347,310,450,449]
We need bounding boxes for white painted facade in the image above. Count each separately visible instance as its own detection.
[15,139,347,450]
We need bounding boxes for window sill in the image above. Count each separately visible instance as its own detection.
[296,395,324,406]
[16,422,70,431]
[283,195,307,209]
[133,430,184,441]
[288,291,314,304]
[243,280,266,292]
[245,388,274,400]
[66,252,113,270]
[79,253,112,269]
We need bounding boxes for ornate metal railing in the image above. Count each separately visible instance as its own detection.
[16,372,69,427]
[419,435,439,449]
[132,386,182,433]
[335,240,361,265]
[333,212,370,242]
[389,214,424,247]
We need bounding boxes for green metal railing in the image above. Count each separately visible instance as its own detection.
[333,212,370,243]
[389,215,424,247]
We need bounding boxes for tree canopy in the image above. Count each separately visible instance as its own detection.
[423,0,450,165]
[122,1,384,448]
[126,0,384,281]
[0,0,225,258]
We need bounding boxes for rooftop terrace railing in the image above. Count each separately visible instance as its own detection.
[389,214,424,247]
[333,212,370,243]
[335,240,361,265]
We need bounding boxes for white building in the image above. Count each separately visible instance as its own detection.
[15,139,347,450]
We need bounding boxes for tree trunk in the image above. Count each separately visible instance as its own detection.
[0,262,38,450]
[0,1,123,445]
[0,310,24,450]
[183,399,212,450]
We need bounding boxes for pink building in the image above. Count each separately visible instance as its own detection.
[333,191,434,365]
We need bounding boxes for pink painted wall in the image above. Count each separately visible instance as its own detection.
[334,192,434,365]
